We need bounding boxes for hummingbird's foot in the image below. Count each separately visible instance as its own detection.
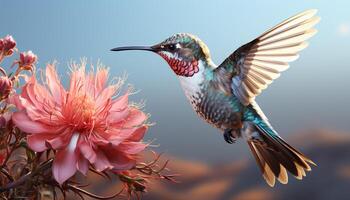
[224,129,237,144]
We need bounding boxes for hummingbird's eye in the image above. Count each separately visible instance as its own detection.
[168,44,177,51]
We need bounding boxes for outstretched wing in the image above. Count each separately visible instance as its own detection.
[216,9,320,105]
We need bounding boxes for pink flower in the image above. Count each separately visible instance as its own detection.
[12,62,149,184]
[0,35,16,56]
[19,51,37,70]
[0,76,13,99]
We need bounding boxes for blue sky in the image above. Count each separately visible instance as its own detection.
[1,0,350,162]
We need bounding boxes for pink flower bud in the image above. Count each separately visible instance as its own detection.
[19,50,37,70]
[0,76,12,98]
[0,35,16,56]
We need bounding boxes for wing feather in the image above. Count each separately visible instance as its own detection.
[216,9,320,105]
[252,42,309,55]
[259,9,318,40]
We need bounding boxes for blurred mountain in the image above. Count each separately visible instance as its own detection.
[82,129,350,200]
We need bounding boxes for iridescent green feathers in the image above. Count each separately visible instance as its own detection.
[160,33,211,61]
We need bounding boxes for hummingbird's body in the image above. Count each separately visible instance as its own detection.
[179,60,244,131]
[112,9,320,187]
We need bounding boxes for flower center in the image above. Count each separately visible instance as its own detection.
[70,94,95,127]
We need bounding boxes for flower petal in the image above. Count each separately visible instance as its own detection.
[46,130,71,149]
[107,108,129,124]
[107,93,129,123]
[25,76,55,110]
[27,133,56,152]
[53,148,79,184]
[123,108,147,128]
[93,150,113,171]
[68,66,85,95]
[128,126,148,142]
[117,141,147,155]
[12,112,51,134]
[110,93,128,112]
[108,151,136,170]
[103,127,137,146]
[95,68,108,94]
[95,85,117,107]
[46,64,66,104]
[16,95,48,122]
[8,95,24,110]
[104,109,147,144]
[79,138,97,163]
[77,156,89,175]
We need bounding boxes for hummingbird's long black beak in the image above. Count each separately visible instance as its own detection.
[110,46,156,52]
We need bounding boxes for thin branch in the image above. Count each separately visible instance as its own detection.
[67,183,125,200]
[0,168,13,182]
[0,159,53,192]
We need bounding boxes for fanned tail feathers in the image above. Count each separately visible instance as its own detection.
[245,122,315,187]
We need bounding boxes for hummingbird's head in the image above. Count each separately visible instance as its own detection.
[111,33,211,77]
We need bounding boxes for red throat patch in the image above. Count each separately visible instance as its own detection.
[159,53,199,77]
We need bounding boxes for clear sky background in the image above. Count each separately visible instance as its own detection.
[1,0,350,163]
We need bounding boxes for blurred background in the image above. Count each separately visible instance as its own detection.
[1,0,350,199]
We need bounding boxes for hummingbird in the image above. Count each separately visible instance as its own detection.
[111,9,320,187]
